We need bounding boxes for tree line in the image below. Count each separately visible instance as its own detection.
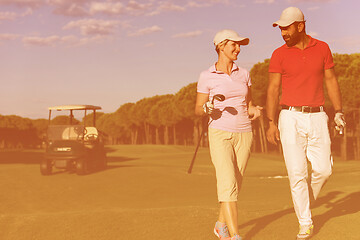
[1,53,359,156]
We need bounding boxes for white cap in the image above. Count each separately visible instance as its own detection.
[213,29,249,46]
[273,7,305,27]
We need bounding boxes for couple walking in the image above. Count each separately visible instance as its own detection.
[195,7,346,240]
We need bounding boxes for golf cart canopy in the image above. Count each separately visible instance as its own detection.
[48,105,102,126]
[49,105,102,111]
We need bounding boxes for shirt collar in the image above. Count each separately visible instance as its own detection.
[209,62,239,74]
[285,35,317,49]
[306,35,317,48]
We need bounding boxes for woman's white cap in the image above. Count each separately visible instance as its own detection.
[273,7,305,27]
[213,29,249,46]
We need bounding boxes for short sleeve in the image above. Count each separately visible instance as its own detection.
[246,70,252,87]
[197,71,210,94]
[323,43,335,70]
[269,48,282,73]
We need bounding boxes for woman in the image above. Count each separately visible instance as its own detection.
[195,29,262,240]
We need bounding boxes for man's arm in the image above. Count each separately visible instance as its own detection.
[266,72,281,145]
[324,68,342,111]
[324,67,346,130]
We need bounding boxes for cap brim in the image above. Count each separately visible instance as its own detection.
[229,37,249,45]
[272,20,294,27]
[239,38,249,45]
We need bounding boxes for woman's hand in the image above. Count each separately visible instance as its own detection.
[203,101,215,115]
[195,93,210,116]
[248,105,263,120]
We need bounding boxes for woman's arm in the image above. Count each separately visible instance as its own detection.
[195,92,210,116]
[247,87,263,120]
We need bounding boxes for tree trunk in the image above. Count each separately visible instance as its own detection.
[155,127,160,145]
[251,126,257,152]
[173,125,177,145]
[131,130,135,144]
[199,119,204,147]
[144,122,150,144]
[184,130,189,146]
[341,129,347,161]
[164,126,169,145]
[131,128,138,144]
[193,120,199,146]
[356,135,360,160]
[259,115,268,153]
[354,110,360,160]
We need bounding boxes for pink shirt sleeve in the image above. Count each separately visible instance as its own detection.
[197,71,210,94]
[247,71,252,87]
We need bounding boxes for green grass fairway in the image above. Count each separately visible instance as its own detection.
[0,145,359,240]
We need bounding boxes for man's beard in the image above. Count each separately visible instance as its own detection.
[283,33,301,47]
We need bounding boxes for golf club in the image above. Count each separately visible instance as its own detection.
[187,94,225,174]
[211,94,225,104]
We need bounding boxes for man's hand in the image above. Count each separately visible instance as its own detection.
[266,123,280,145]
[203,101,214,115]
[248,105,263,120]
[334,112,346,131]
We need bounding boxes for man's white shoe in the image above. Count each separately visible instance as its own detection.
[296,224,314,240]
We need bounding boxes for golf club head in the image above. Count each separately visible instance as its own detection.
[212,94,225,104]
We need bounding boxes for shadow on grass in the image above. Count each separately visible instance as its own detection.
[0,150,44,164]
[312,191,360,236]
[238,191,348,240]
[0,150,139,175]
[44,156,139,175]
[104,146,119,154]
[96,156,139,172]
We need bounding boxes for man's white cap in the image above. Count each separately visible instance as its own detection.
[213,29,249,46]
[273,7,305,27]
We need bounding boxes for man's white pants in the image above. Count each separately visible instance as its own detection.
[278,110,333,226]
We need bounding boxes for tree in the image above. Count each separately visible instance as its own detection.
[132,95,163,144]
[174,82,198,145]
[148,95,179,145]
[250,59,270,107]
[0,115,33,129]
[97,113,118,144]
[51,115,80,125]
[0,115,40,148]
[333,53,360,109]
[82,112,105,126]
[31,118,48,143]
[114,103,136,144]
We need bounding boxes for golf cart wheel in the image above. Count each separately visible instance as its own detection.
[40,158,52,175]
[76,158,87,175]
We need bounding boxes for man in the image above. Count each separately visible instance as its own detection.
[266,6,346,240]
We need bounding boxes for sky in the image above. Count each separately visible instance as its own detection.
[1,0,359,119]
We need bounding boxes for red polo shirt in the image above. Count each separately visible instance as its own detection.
[269,36,335,107]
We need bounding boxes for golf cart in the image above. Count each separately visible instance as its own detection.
[41,105,107,175]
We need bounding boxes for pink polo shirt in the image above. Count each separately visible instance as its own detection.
[197,63,252,133]
[269,36,335,107]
